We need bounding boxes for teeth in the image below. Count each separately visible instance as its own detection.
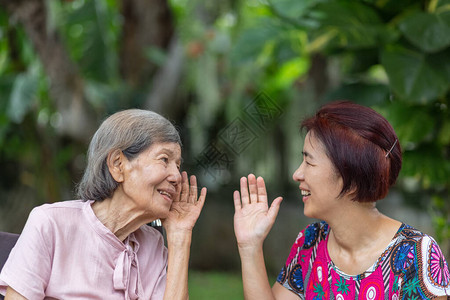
[159,191,172,199]
[301,190,311,196]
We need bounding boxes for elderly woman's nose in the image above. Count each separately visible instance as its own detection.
[168,166,182,184]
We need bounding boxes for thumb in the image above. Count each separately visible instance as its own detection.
[267,196,283,221]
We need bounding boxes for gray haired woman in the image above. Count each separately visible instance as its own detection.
[0,109,207,300]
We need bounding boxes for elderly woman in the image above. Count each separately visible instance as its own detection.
[233,101,449,299]
[0,109,206,299]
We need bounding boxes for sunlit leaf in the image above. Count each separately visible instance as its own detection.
[267,57,309,90]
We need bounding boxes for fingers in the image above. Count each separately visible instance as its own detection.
[268,196,283,221]
[178,171,189,202]
[239,174,266,207]
[235,174,280,209]
[188,175,198,204]
[196,187,207,209]
[256,176,268,204]
[233,190,241,211]
[179,172,206,205]
[248,174,258,204]
[240,176,250,206]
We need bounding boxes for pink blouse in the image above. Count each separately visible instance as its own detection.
[0,200,167,299]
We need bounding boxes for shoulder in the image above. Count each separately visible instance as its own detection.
[26,200,86,228]
[392,224,450,296]
[36,199,86,211]
[22,200,87,238]
[301,221,329,249]
[135,225,166,250]
[284,222,327,267]
[30,200,86,217]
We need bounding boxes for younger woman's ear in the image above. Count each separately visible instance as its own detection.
[107,149,125,183]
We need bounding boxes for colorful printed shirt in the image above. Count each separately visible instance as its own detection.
[277,222,450,299]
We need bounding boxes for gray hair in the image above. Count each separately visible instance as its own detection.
[77,109,181,201]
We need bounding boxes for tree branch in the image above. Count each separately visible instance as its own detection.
[143,36,185,120]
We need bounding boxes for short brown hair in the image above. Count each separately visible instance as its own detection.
[301,101,402,202]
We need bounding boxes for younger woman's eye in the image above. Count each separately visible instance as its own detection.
[303,159,313,166]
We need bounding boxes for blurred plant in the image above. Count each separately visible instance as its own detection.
[228,0,449,246]
[0,0,448,259]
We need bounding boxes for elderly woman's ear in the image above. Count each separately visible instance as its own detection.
[107,149,125,183]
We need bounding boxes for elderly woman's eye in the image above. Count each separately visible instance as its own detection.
[161,157,169,163]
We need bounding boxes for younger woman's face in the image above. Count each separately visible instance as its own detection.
[292,131,344,220]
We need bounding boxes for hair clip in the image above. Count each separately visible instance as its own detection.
[385,139,398,158]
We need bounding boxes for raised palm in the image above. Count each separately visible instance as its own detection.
[233,174,283,249]
[163,172,206,233]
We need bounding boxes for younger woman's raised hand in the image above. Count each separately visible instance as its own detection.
[233,174,283,250]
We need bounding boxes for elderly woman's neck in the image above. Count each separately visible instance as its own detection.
[91,198,150,242]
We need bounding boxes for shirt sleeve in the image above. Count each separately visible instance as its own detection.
[276,227,308,298]
[0,206,54,299]
[403,235,450,297]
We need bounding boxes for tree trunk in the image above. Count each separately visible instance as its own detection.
[0,0,97,143]
[119,0,174,88]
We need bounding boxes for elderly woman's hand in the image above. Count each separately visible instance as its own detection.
[162,171,206,238]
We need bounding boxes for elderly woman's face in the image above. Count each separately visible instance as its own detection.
[119,142,182,218]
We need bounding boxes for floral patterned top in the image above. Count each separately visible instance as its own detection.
[277,222,450,299]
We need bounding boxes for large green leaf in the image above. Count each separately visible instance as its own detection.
[324,83,389,106]
[58,0,119,82]
[438,117,450,144]
[375,101,435,144]
[381,45,449,103]
[402,143,450,187]
[230,18,282,64]
[307,0,387,50]
[399,10,450,53]
[269,0,320,20]
[7,73,39,123]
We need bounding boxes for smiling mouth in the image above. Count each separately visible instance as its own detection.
[301,190,311,197]
[158,190,173,200]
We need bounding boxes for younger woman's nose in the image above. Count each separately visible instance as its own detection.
[292,162,305,182]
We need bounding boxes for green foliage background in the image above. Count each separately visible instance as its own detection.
[0,0,449,266]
